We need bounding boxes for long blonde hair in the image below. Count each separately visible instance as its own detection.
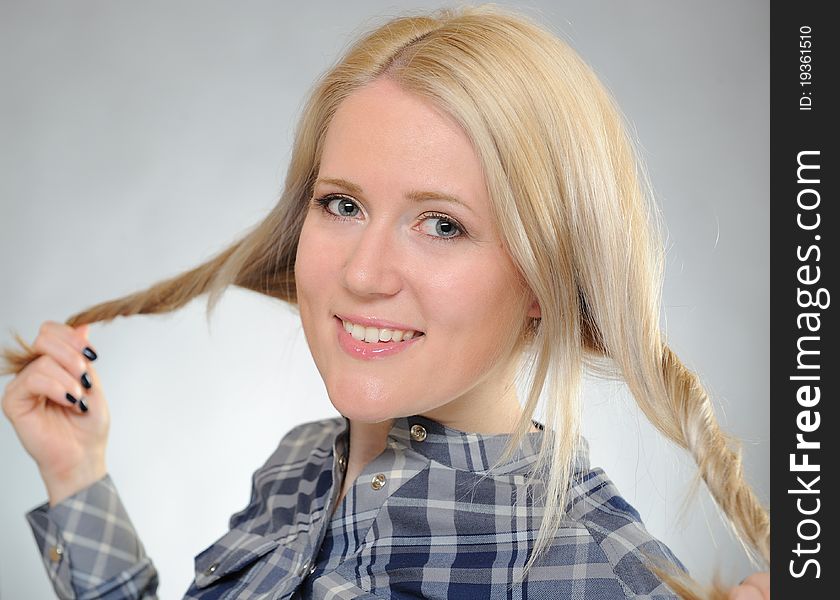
[2,5,768,597]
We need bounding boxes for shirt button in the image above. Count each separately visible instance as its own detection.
[205,562,219,575]
[48,545,63,562]
[410,424,427,442]
[337,454,347,472]
[371,473,386,490]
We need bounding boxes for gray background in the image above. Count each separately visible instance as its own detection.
[0,1,768,598]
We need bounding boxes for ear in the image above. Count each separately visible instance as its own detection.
[527,298,541,319]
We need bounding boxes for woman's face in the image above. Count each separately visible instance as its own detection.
[295,77,538,428]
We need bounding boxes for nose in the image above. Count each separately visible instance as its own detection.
[341,221,403,298]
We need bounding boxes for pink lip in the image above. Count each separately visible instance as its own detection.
[335,316,424,360]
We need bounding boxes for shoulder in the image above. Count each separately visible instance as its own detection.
[227,416,344,532]
[281,415,346,445]
[259,416,345,468]
[563,467,687,598]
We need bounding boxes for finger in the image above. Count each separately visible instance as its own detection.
[33,329,95,390]
[39,357,87,411]
[39,321,98,362]
[729,584,763,600]
[2,355,82,419]
[741,573,770,598]
[26,370,87,414]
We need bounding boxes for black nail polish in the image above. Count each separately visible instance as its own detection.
[82,347,98,361]
[81,372,92,389]
[79,398,89,413]
[65,392,78,405]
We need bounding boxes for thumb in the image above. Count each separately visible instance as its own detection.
[74,323,90,340]
[729,585,763,600]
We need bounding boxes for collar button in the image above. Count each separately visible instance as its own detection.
[371,473,387,490]
[410,424,427,442]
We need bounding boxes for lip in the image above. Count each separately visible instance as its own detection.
[335,316,424,360]
[335,313,424,333]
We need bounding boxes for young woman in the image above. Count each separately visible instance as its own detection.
[2,5,769,599]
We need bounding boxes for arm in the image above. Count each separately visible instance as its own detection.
[26,475,159,600]
[1,322,158,599]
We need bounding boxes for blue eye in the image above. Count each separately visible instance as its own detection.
[316,195,360,218]
[312,195,467,243]
[418,213,463,240]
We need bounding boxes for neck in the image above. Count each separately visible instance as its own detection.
[333,393,536,518]
[346,417,395,470]
[336,358,534,511]
[344,387,530,476]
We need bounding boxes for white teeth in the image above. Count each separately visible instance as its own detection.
[341,318,420,344]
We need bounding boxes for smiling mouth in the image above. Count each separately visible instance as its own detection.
[334,316,425,344]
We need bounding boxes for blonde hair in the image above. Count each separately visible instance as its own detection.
[3,4,768,597]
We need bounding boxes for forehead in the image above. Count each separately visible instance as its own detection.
[319,79,488,207]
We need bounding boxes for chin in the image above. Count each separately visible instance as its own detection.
[326,379,404,424]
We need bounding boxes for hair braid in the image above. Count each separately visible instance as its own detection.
[628,344,770,599]
[660,344,770,563]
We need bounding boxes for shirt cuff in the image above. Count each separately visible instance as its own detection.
[26,474,157,599]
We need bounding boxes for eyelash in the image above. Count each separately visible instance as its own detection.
[311,194,467,243]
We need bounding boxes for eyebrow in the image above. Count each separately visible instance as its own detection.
[314,177,475,215]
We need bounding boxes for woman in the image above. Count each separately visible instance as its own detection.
[2,5,769,599]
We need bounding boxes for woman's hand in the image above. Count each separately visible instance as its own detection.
[2,320,109,506]
[729,572,770,599]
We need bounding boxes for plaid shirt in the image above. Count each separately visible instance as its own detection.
[27,415,686,599]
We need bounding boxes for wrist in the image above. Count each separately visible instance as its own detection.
[41,458,107,507]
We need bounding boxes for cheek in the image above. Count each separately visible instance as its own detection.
[295,221,339,367]
[425,265,522,351]
[295,218,336,302]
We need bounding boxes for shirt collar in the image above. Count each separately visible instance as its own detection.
[340,414,590,477]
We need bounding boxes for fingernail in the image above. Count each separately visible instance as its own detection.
[82,347,98,361]
[65,392,78,405]
[79,398,89,413]
[81,372,92,389]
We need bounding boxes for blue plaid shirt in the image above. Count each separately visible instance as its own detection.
[27,415,685,599]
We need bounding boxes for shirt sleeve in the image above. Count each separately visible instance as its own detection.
[584,516,688,599]
[25,474,159,600]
